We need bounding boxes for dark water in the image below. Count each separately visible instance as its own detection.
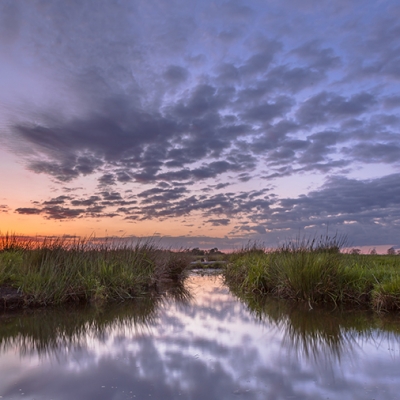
[1,272,400,400]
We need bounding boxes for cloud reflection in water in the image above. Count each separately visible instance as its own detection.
[0,273,400,399]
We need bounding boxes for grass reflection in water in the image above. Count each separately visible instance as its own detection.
[1,272,400,367]
[229,287,400,364]
[0,283,191,357]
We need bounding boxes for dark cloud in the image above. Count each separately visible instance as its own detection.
[240,47,279,76]
[28,159,81,182]
[241,96,293,123]
[249,120,300,153]
[217,63,241,83]
[98,173,116,187]
[217,28,243,43]
[15,207,41,215]
[2,0,400,246]
[0,1,20,45]
[214,182,231,190]
[206,218,231,226]
[292,41,341,70]
[265,66,324,93]
[239,224,267,234]
[247,173,400,245]
[0,205,10,213]
[42,206,85,220]
[138,187,187,204]
[356,17,400,80]
[219,2,254,20]
[11,168,400,248]
[383,95,400,109]
[99,192,123,201]
[164,65,189,84]
[12,98,184,183]
[43,196,72,205]
[172,84,232,119]
[343,142,400,164]
[71,196,101,207]
[15,206,85,220]
[116,171,132,183]
[296,92,377,125]
[85,205,106,214]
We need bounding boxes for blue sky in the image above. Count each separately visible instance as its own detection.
[0,0,399,250]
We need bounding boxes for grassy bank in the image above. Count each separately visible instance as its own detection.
[224,236,400,312]
[0,234,190,308]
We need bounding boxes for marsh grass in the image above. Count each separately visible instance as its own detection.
[224,234,400,312]
[0,233,190,307]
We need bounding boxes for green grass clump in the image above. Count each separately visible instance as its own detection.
[372,277,400,312]
[224,235,400,312]
[0,234,190,308]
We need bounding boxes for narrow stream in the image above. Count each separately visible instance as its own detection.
[1,272,400,399]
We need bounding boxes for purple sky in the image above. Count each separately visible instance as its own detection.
[1,0,400,250]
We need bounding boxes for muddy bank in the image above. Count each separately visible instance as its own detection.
[0,286,25,309]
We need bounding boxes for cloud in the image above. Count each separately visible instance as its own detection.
[164,65,189,84]
[384,95,400,109]
[15,205,86,220]
[0,205,10,213]
[138,187,187,204]
[41,206,86,220]
[206,218,231,226]
[265,65,324,93]
[70,196,101,207]
[241,96,293,123]
[292,41,341,70]
[2,0,400,247]
[252,173,400,245]
[14,207,42,215]
[344,142,400,164]
[98,173,116,187]
[0,1,20,46]
[43,196,72,205]
[239,39,282,76]
[296,92,377,126]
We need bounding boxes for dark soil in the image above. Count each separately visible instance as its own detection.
[0,285,25,309]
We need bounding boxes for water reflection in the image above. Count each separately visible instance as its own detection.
[235,292,400,365]
[0,273,399,400]
[0,284,191,358]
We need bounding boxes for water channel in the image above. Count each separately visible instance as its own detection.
[1,272,400,399]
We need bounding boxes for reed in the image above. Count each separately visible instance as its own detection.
[0,233,190,308]
[224,235,400,312]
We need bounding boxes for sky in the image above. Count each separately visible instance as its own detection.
[0,0,400,251]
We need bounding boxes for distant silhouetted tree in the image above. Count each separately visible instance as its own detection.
[190,247,205,256]
[350,248,361,255]
[370,248,377,255]
[387,247,396,255]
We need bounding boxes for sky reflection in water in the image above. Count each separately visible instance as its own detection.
[1,273,400,399]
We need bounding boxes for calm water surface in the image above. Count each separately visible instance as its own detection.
[1,272,400,399]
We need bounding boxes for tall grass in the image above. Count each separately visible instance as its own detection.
[224,234,400,312]
[0,233,190,307]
